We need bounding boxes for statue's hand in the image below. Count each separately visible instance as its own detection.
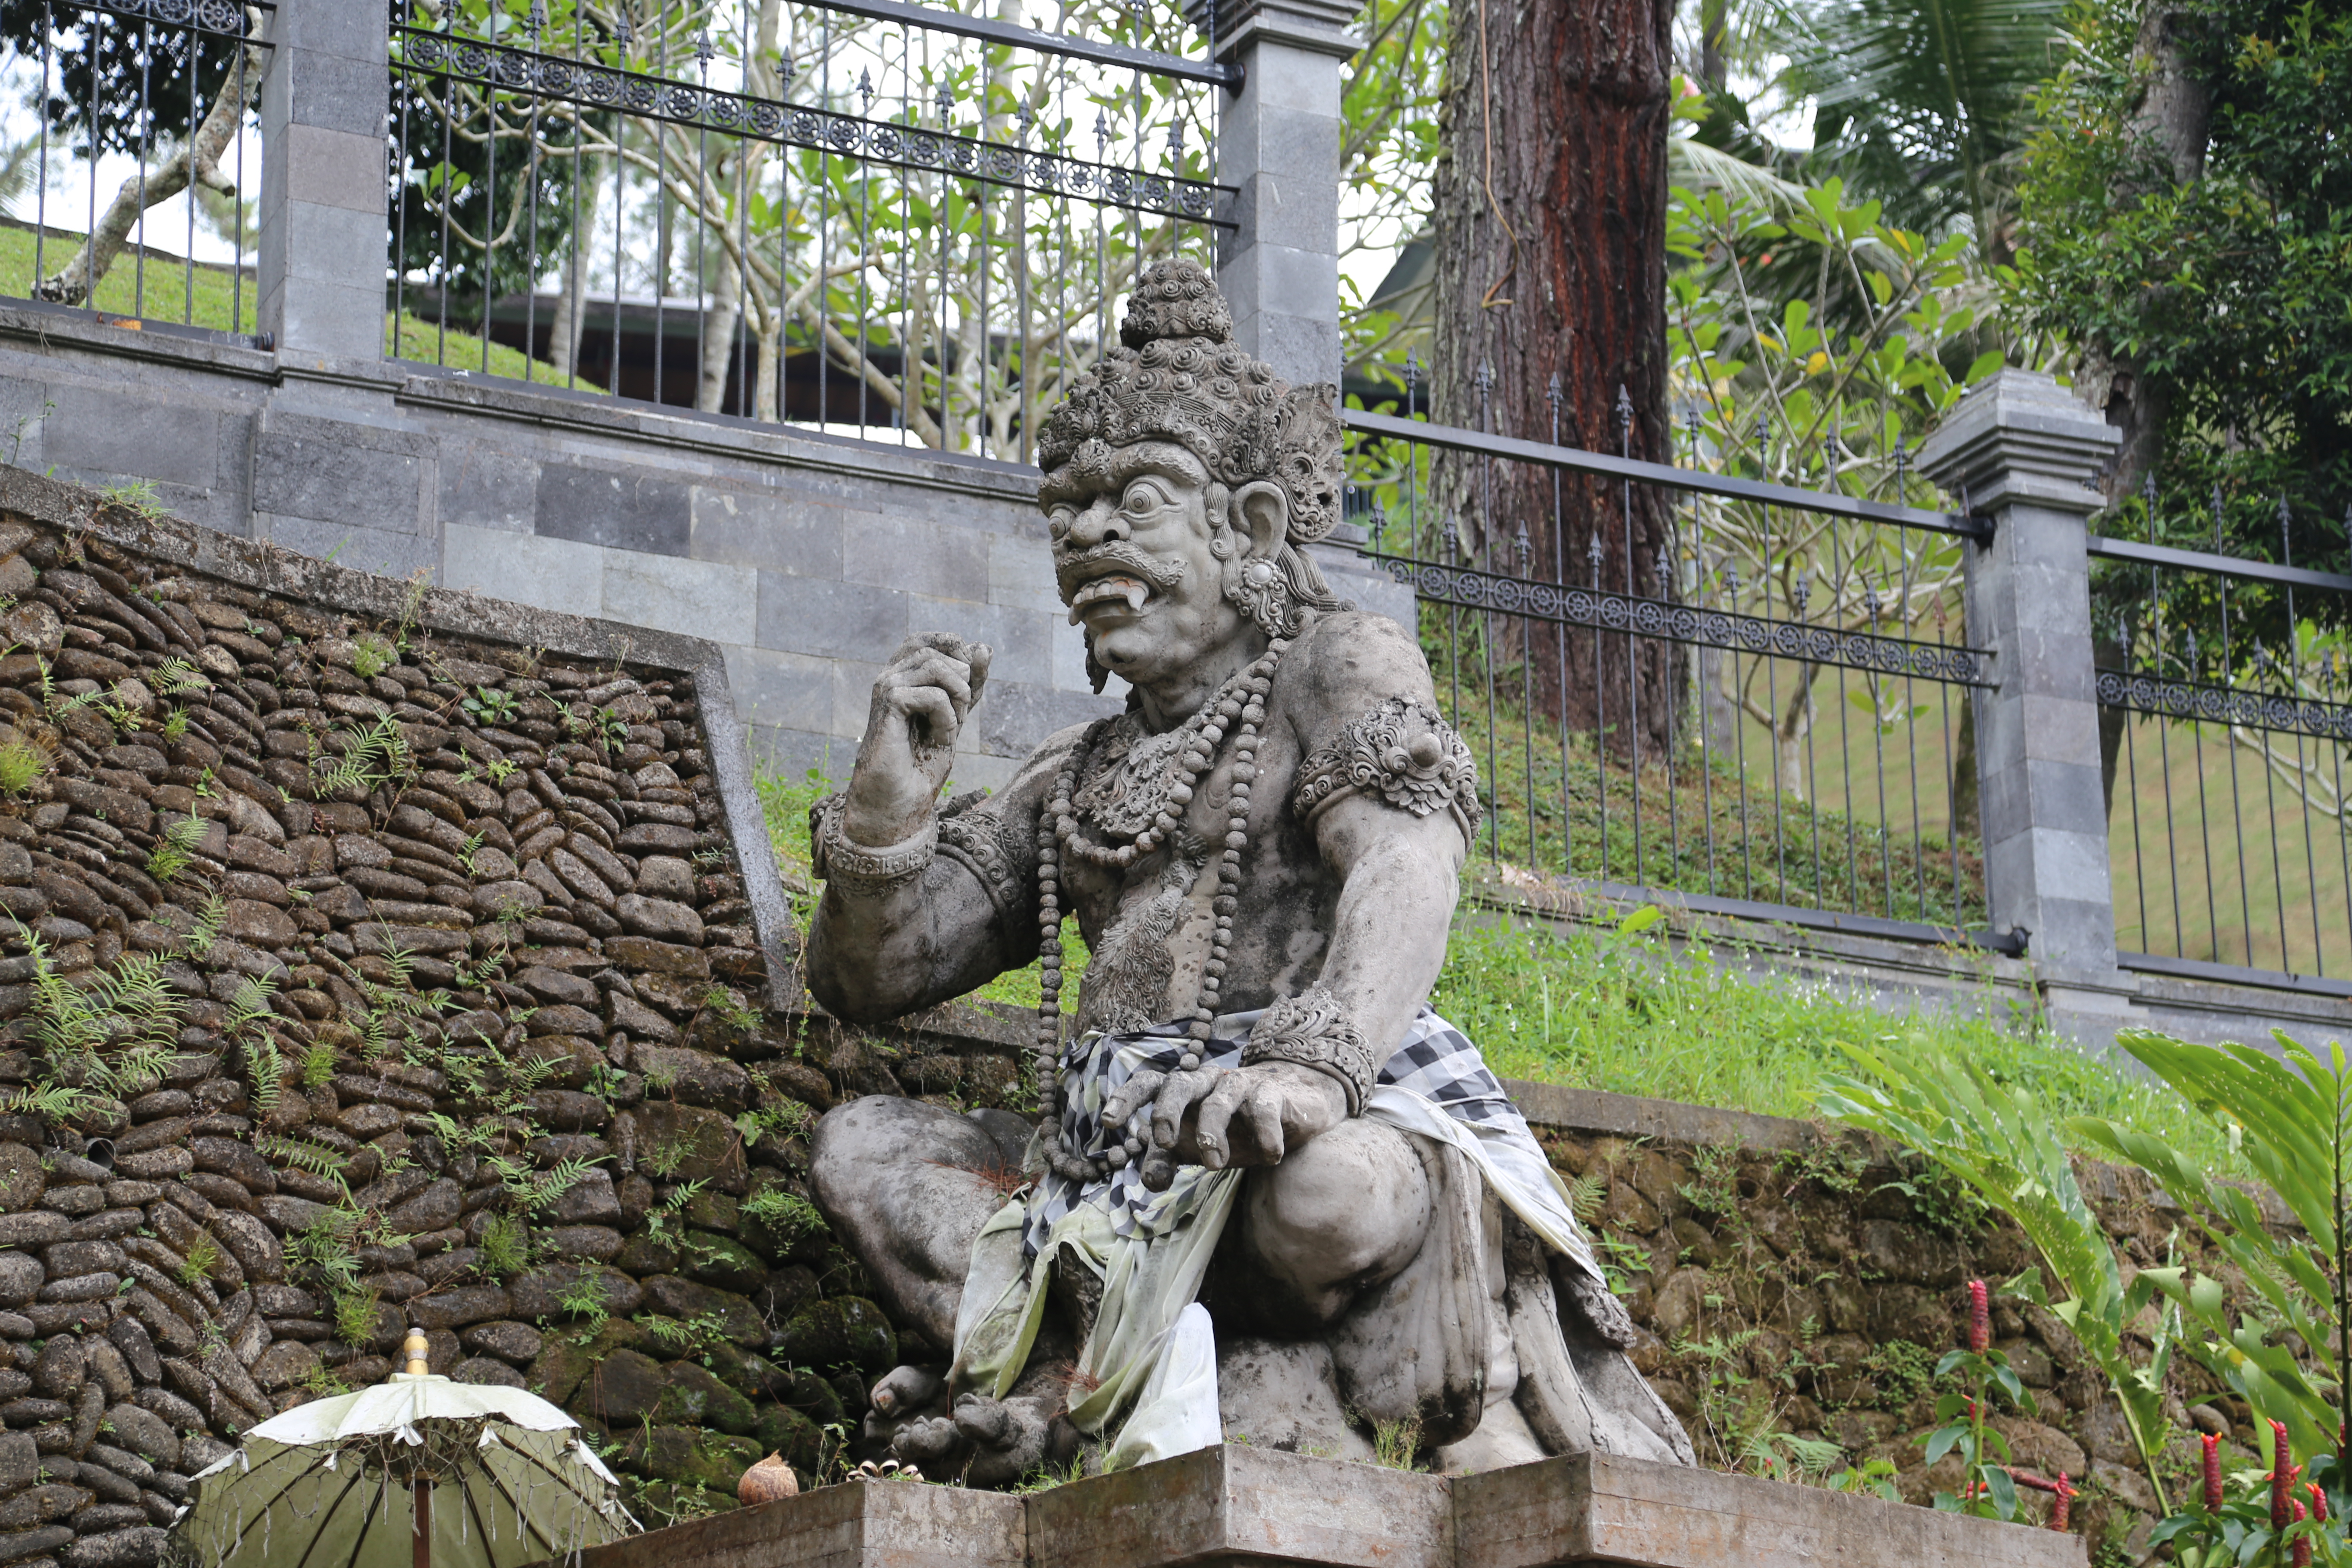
[1103,1062,1348,1188]
[843,633,992,845]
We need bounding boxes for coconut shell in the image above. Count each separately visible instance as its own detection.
[739,1452,800,1508]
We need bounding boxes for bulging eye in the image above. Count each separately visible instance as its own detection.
[1123,480,1168,513]
[1047,506,1076,542]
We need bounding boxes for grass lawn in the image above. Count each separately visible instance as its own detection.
[0,223,556,383]
[2107,709,2352,977]
[755,763,2234,1171]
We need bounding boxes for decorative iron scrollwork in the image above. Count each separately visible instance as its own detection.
[389,24,1229,226]
[1378,555,1991,686]
[89,0,258,37]
[2094,669,2352,740]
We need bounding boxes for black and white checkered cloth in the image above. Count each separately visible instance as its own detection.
[1022,1006,1531,1256]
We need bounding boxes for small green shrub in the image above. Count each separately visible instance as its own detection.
[0,736,46,796]
[742,1188,826,1247]
[333,1284,381,1348]
[176,1234,220,1287]
[476,1213,530,1279]
[350,635,397,679]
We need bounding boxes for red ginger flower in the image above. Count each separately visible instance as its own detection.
[1966,1279,1991,1355]
[2294,1500,2313,1568]
[2052,1473,2074,1532]
[2205,1433,2225,1513]
[2277,1421,2298,1529]
[2312,1482,2330,1525]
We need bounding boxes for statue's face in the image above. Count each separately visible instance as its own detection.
[1044,440,1264,688]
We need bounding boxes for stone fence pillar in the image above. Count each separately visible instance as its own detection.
[1921,371,2125,1042]
[1197,0,1358,388]
[257,0,389,363]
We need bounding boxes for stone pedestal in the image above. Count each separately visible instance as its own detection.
[257,0,391,363]
[1195,0,1359,389]
[1922,371,2126,1044]
[539,1447,2086,1568]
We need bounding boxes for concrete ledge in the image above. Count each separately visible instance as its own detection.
[1463,1453,2082,1568]
[1501,1080,1830,1154]
[1026,1444,1452,1568]
[578,1476,1021,1568]
[539,1448,2081,1568]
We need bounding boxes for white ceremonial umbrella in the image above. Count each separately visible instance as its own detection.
[168,1332,637,1568]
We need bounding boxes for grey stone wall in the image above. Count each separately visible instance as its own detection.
[0,304,1413,793]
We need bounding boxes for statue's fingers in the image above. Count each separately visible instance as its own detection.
[1237,1086,1287,1165]
[1150,1068,1219,1150]
[893,650,974,711]
[1100,1068,1167,1131]
[905,630,980,665]
[882,685,958,750]
[1139,1144,1181,1192]
[961,642,994,709]
[1190,1073,1254,1170]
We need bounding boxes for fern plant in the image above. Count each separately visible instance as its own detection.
[2073,1031,2352,1466]
[313,714,413,800]
[1816,1037,2178,1515]
[145,814,208,885]
[12,935,183,1112]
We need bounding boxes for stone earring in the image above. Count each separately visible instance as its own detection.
[1231,557,1291,639]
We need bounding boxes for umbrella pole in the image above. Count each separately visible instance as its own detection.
[413,1479,431,1568]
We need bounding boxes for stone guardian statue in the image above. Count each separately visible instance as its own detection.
[804,258,1692,1483]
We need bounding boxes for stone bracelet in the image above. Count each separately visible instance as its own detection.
[1242,986,1375,1116]
[813,796,938,897]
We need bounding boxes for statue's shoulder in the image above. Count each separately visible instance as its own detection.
[1277,609,1438,723]
[1279,613,1479,842]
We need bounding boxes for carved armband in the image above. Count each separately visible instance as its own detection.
[935,793,1033,933]
[809,791,937,897]
[1243,986,1375,1116]
[1292,698,1482,845]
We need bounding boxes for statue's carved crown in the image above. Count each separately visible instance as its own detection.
[1038,258,1346,544]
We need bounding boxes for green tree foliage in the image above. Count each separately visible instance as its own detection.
[2011,0,2352,588]
[1779,0,2068,250]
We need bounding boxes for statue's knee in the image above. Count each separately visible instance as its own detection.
[1245,1121,1430,1289]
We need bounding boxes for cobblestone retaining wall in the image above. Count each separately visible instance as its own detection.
[0,470,925,1565]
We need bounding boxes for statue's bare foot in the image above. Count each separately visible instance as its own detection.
[863,1365,952,1457]
[951,1392,1074,1488]
[892,1413,967,1470]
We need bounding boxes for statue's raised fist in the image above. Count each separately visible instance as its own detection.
[842,632,992,847]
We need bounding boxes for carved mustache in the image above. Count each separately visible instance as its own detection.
[1054,541,1191,609]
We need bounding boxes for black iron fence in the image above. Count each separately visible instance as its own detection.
[386,0,1229,463]
[0,0,273,341]
[2091,505,2352,995]
[1342,389,2007,948]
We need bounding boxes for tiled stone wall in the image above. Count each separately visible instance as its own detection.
[0,307,1413,794]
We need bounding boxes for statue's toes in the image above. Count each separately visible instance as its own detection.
[894,1415,965,1466]
[871,1364,947,1418]
[952,1393,1016,1447]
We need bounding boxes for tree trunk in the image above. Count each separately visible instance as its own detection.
[1429,0,1678,763]
[696,221,743,415]
[549,157,601,386]
[2101,3,2213,505]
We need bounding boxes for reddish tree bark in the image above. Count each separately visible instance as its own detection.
[1428,0,1678,759]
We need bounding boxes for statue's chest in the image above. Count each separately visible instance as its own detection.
[1059,708,1319,1032]
[1068,721,1194,840]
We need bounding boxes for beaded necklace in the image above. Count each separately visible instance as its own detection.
[1032,636,1291,1179]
